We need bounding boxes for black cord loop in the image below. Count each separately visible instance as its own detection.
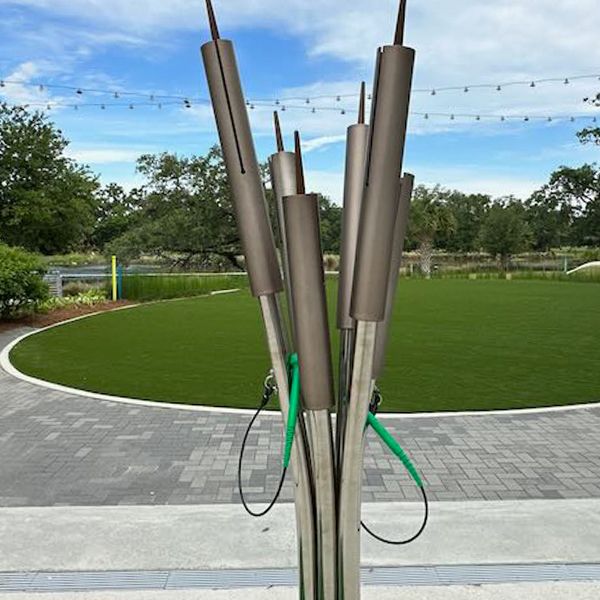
[237,372,288,517]
[360,387,429,544]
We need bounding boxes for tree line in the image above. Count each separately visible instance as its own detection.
[0,103,598,272]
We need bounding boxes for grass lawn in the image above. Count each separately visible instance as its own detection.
[9,279,600,412]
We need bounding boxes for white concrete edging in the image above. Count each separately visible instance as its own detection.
[2,298,600,419]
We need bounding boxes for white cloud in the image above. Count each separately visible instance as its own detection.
[412,165,544,200]
[64,147,148,164]
[302,135,346,153]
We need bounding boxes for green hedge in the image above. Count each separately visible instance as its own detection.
[0,244,48,318]
[120,273,249,301]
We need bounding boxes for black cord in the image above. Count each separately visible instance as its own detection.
[361,485,429,545]
[237,378,288,517]
[360,387,429,544]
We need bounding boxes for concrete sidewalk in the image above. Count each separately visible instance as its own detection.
[1,499,599,571]
[1,499,599,598]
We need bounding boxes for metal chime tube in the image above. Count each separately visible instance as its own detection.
[338,1,415,597]
[269,113,298,347]
[371,173,415,381]
[200,3,316,598]
[283,132,337,600]
[336,83,369,475]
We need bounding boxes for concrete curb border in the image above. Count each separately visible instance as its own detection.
[2,297,600,420]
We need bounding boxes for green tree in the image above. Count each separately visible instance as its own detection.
[408,185,456,277]
[435,191,490,252]
[90,183,140,250]
[318,194,342,253]
[0,104,98,253]
[577,126,600,146]
[524,192,572,251]
[479,199,532,269]
[530,164,600,247]
[109,147,242,270]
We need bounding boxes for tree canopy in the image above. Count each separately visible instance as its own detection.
[0,104,98,253]
[480,199,532,268]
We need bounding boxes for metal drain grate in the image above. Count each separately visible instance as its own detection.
[0,562,599,593]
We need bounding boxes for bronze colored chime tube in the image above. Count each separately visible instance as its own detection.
[336,82,369,475]
[371,173,414,380]
[200,3,317,598]
[268,112,298,348]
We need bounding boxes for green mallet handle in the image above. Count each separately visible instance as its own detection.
[366,412,422,487]
[283,353,300,469]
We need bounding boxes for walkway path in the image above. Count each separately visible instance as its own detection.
[1,328,600,507]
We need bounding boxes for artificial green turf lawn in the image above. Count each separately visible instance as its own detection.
[9,279,600,412]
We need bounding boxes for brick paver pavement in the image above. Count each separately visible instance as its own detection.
[1,328,600,506]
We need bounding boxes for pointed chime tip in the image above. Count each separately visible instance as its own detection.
[206,0,220,41]
[274,111,284,152]
[358,81,366,124]
[393,0,406,45]
[294,131,306,195]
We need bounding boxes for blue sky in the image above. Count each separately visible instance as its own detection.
[1,0,599,202]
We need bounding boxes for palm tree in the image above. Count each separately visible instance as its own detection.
[408,185,456,278]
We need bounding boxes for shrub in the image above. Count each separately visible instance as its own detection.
[120,273,248,302]
[37,290,108,313]
[62,281,105,297]
[0,244,48,318]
